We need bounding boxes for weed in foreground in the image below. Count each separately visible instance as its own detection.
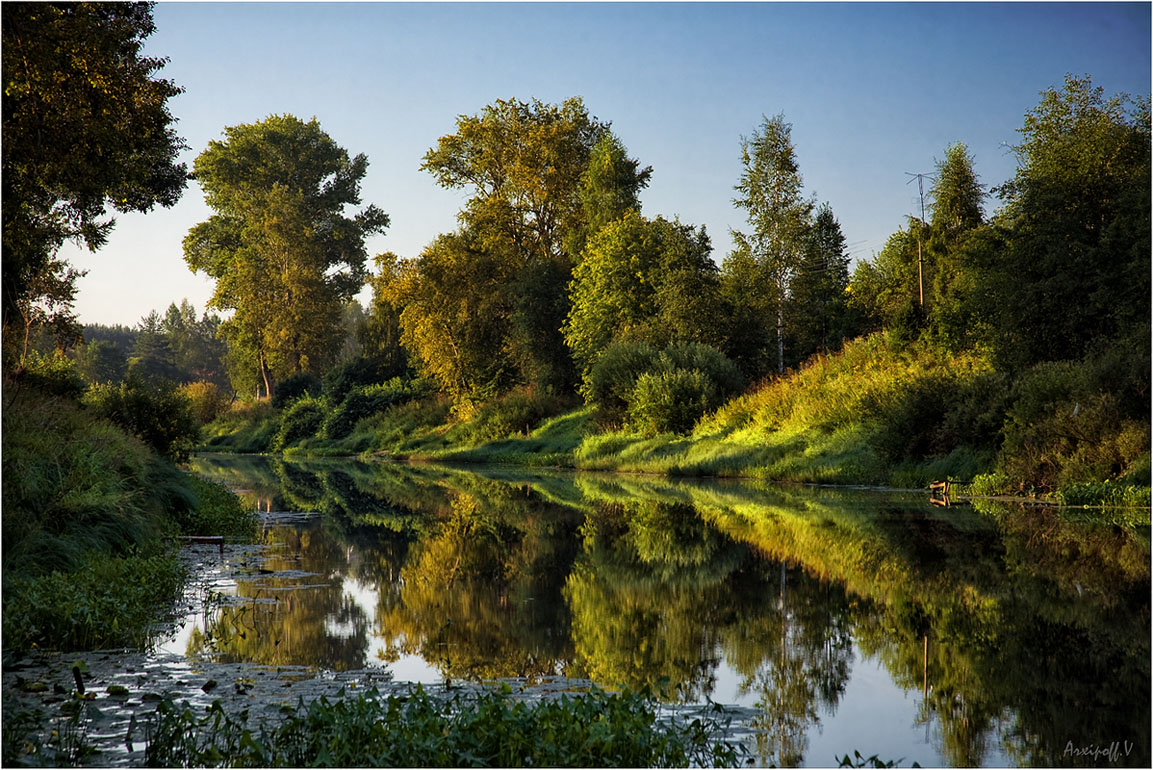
[144,685,748,767]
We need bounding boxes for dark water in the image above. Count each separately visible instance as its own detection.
[185,454,1150,768]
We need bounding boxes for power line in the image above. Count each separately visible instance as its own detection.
[905,172,932,308]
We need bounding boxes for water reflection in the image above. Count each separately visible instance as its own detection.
[190,455,1150,767]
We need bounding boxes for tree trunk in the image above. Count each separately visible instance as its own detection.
[259,347,274,400]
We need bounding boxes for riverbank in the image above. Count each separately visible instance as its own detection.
[201,335,1152,509]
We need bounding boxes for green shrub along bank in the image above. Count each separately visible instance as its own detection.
[200,334,1149,508]
[145,685,745,768]
[2,359,257,656]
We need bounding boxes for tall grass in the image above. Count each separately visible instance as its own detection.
[2,386,256,655]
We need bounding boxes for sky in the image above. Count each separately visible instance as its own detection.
[61,1,1151,327]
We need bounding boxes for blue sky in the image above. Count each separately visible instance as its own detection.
[64,2,1151,326]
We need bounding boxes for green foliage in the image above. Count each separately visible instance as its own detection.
[581,341,661,426]
[2,385,253,655]
[274,395,328,451]
[788,203,854,362]
[998,361,1150,493]
[144,686,745,768]
[456,387,577,445]
[84,377,199,462]
[272,372,322,409]
[583,342,743,433]
[2,1,187,359]
[181,380,230,425]
[174,474,259,537]
[10,349,88,400]
[184,114,388,391]
[576,131,652,241]
[323,354,398,405]
[628,368,719,436]
[564,212,723,374]
[1055,481,1151,508]
[322,379,421,441]
[200,399,280,453]
[990,75,1150,368]
[730,113,814,375]
[2,551,185,653]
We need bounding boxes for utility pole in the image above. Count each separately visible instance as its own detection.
[905,172,931,309]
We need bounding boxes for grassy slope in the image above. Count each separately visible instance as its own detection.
[202,333,1151,504]
[2,387,257,655]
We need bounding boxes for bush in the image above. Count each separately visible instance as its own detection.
[11,350,88,400]
[272,372,322,409]
[322,378,418,440]
[174,474,259,537]
[323,355,407,405]
[628,368,718,436]
[181,380,231,425]
[274,395,327,450]
[999,361,1150,492]
[84,378,199,462]
[584,342,743,433]
[582,342,661,426]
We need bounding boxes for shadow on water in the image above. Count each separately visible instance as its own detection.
[190,454,1151,768]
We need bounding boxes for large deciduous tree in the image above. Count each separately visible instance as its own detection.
[729,114,813,375]
[183,115,388,398]
[395,98,636,401]
[2,1,187,366]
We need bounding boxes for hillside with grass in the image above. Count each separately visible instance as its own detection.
[198,330,1150,508]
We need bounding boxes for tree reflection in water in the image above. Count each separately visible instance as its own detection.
[190,455,1150,768]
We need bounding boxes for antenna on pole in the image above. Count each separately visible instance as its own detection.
[905,172,932,309]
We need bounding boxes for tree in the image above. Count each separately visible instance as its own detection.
[2,2,187,364]
[924,143,987,349]
[788,203,852,361]
[731,114,814,375]
[989,75,1150,367]
[377,235,512,405]
[570,132,652,253]
[415,98,611,394]
[184,115,388,398]
[563,212,722,375]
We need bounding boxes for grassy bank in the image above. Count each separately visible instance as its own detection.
[200,333,1150,507]
[2,371,257,657]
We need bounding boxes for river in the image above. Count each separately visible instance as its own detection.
[7,454,1149,767]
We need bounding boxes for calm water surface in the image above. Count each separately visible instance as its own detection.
[184,454,1150,768]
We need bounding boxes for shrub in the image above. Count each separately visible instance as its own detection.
[174,474,259,537]
[201,399,281,454]
[582,342,661,426]
[11,350,87,400]
[322,378,418,440]
[628,368,718,436]
[272,372,322,409]
[274,395,327,450]
[181,380,231,425]
[323,355,407,404]
[584,342,743,433]
[84,378,199,462]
